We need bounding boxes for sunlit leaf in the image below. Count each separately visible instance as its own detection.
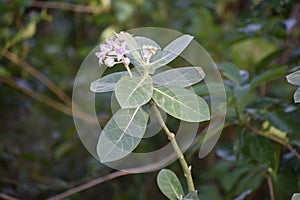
[157,169,184,200]
[230,38,277,69]
[149,35,194,72]
[152,86,210,122]
[115,75,153,108]
[90,71,130,93]
[294,87,300,103]
[291,193,300,200]
[286,70,300,86]
[97,107,148,162]
[153,66,205,87]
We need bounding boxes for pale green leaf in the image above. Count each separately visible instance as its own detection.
[135,36,161,52]
[153,66,205,87]
[183,191,199,200]
[123,32,146,74]
[286,70,300,86]
[97,107,148,162]
[149,35,194,72]
[90,71,129,93]
[292,193,300,200]
[157,169,184,200]
[294,87,300,103]
[152,86,210,122]
[115,75,153,108]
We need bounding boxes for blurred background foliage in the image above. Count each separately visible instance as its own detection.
[0,0,300,199]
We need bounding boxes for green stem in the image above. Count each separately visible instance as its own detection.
[124,64,132,77]
[151,101,196,192]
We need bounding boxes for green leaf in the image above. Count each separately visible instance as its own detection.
[123,32,146,74]
[286,70,300,86]
[97,107,148,162]
[153,67,205,87]
[286,70,300,103]
[233,171,263,197]
[233,84,250,103]
[250,66,287,89]
[149,35,194,72]
[291,193,300,200]
[157,169,184,200]
[183,191,199,200]
[294,87,300,103]
[90,71,130,93]
[152,86,210,122]
[218,62,241,85]
[115,75,153,108]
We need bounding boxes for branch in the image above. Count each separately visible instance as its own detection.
[246,124,300,160]
[266,175,275,200]
[4,51,72,107]
[0,193,19,200]
[46,171,128,200]
[0,76,97,125]
[29,1,103,14]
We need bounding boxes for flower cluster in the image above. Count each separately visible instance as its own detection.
[142,45,157,64]
[95,32,130,67]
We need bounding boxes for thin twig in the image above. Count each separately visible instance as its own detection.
[266,175,275,200]
[0,76,97,125]
[46,171,129,200]
[246,124,300,160]
[0,193,19,200]
[151,101,196,192]
[4,51,72,107]
[29,1,101,14]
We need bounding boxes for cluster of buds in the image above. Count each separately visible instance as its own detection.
[95,32,130,67]
[142,45,158,65]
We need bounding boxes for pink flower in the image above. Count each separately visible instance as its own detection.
[95,32,130,67]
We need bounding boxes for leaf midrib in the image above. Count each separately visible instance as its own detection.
[153,87,203,118]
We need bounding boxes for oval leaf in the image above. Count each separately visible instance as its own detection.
[152,86,210,122]
[115,75,153,108]
[123,32,146,74]
[149,35,194,72]
[294,87,300,103]
[153,66,205,87]
[286,70,300,86]
[218,62,241,85]
[97,107,148,162]
[157,169,184,200]
[90,71,130,93]
[292,193,300,200]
